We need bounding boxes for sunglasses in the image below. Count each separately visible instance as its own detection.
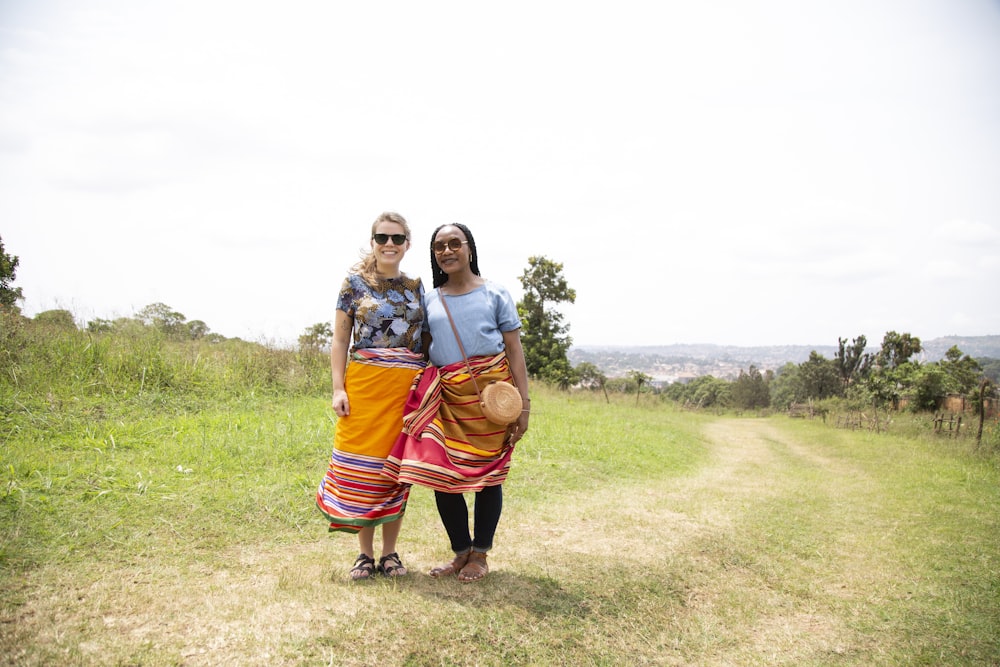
[432,238,469,253]
[373,233,407,245]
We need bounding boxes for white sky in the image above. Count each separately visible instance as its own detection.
[2,0,998,347]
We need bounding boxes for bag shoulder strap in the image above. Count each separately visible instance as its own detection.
[438,288,484,402]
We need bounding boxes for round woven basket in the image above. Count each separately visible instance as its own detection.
[480,381,522,425]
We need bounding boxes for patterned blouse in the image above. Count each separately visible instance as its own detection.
[336,273,425,354]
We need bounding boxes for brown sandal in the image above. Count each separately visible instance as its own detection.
[429,550,470,578]
[458,551,488,583]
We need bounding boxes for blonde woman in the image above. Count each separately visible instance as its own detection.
[316,212,426,580]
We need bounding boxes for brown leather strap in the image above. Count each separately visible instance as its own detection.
[437,289,484,403]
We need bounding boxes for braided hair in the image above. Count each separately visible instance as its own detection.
[430,223,480,288]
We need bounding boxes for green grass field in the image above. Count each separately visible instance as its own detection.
[2,321,998,665]
[2,381,998,666]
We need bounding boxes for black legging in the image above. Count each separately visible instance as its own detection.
[434,485,503,553]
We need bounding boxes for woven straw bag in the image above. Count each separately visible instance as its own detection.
[479,380,523,425]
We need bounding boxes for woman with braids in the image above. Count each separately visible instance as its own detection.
[383,223,530,583]
[316,212,426,580]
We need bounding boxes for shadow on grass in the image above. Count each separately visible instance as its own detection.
[340,568,596,620]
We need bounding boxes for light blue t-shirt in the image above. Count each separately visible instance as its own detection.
[425,281,522,367]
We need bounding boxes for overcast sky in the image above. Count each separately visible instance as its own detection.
[2,1,998,348]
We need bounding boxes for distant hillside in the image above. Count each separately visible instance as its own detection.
[919,335,1000,360]
[569,335,1000,383]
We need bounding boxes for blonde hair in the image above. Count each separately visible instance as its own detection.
[355,211,412,286]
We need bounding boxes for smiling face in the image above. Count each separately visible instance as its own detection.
[431,225,471,277]
[370,220,410,275]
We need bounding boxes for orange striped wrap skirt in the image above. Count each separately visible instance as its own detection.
[316,348,425,533]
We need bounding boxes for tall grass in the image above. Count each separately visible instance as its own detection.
[1,312,330,409]
[1,313,332,575]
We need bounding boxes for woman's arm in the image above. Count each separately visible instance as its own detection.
[502,328,531,441]
[330,309,353,417]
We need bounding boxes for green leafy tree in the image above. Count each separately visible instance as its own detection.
[626,369,653,405]
[517,256,576,385]
[834,335,873,391]
[798,351,841,400]
[911,364,948,411]
[856,331,923,409]
[574,361,609,403]
[977,357,1000,384]
[137,302,188,337]
[186,320,210,340]
[686,375,731,409]
[768,362,803,410]
[876,331,922,370]
[605,377,632,393]
[731,365,770,410]
[939,346,981,397]
[299,321,333,352]
[1,235,24,310]
[864,373,898,409]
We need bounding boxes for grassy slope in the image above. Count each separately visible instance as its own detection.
[1,386,998,666]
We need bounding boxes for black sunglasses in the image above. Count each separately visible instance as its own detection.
[432,238,469,253]
[373,233,407,245]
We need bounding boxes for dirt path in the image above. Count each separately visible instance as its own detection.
[501,417,873,663]
[511,417,859,558]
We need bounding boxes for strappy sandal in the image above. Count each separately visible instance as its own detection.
[378,552,407,577]
[429,550,471,578]
[349,553,376,580]
[458,551,488,583]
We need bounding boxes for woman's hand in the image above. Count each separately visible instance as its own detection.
[505,410,529,446]
[332,389,350,417]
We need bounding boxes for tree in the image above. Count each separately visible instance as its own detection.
[299,321,333,352]
[855,330,924,410]
[798,351,841,400]
[877,331,922,370]
[625,370,653,405]
[517,256,576,385]
[911,364,948,411]
[731,365,770,410]
[1,235,24,310]
[574,362,609,403]
[977,357,1000,384]
[186,320,210,340]
[605,377,632,393]
[939,345,981,397]
[136,302,187,337]
[682,375,731,409]
[768,362,802,410]
[834,335,873,391]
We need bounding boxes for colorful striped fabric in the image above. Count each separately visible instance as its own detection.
[316,348,425,533]
[351,347,427,369]
[382,352,516,493]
